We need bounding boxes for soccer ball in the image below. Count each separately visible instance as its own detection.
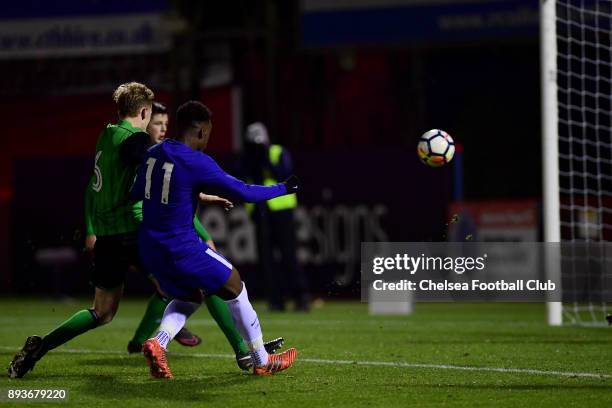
[417,129,455,167]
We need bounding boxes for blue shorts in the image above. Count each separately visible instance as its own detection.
[138,233,233,299]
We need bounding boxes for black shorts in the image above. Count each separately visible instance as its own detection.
[90,232,143,289]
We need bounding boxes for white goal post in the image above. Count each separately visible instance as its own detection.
[541,0,562,326]
[541,0,612,326]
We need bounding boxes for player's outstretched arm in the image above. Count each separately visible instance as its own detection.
[195,154,298,203]
[198,193,234,210]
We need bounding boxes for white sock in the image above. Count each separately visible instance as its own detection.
[154,330,172,349]
[153,299,200,350]
[225,283,268,366]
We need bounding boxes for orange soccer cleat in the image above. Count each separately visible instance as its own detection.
[142,338,173,379]
[253,347,297,376]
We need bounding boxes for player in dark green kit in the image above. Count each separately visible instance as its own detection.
[9,83,206,378]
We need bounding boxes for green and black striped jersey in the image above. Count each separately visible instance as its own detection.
[84,120,143,236]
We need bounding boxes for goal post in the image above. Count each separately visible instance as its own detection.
[541,0,612,326]
[540,0,563,326]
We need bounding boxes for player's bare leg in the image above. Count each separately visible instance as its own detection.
[8,286,122,378]
[217,268,297,375]
[92,286,123,324]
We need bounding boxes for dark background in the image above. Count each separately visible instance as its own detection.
[0,0,542,298]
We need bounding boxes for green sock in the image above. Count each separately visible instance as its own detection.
[41,309,99,354]
[130,293,170,345]
[205,295,249,355]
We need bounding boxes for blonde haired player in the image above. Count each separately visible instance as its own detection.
[9,82,201,377]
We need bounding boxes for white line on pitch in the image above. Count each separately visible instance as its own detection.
[0,346,609,379]
[0,317,543,327]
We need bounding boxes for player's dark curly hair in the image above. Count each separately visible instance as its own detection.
[176,101,212,136]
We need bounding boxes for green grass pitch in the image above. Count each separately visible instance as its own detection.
[0,299,611,407]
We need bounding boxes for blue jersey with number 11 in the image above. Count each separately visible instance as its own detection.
[132,139,287,252]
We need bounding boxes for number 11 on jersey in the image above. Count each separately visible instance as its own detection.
[144,158,174,204]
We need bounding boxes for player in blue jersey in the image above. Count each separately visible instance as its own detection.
[132,101,298,378]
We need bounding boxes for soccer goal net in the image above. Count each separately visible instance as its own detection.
[541,0,612,326]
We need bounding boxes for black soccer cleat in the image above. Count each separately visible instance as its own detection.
[8,335,44,379]
[235,352,252,371]
[264,337,285,354]
[235,337,285,371]
[606,314,612,326]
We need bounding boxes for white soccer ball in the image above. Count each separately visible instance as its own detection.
[417,129,455,168]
